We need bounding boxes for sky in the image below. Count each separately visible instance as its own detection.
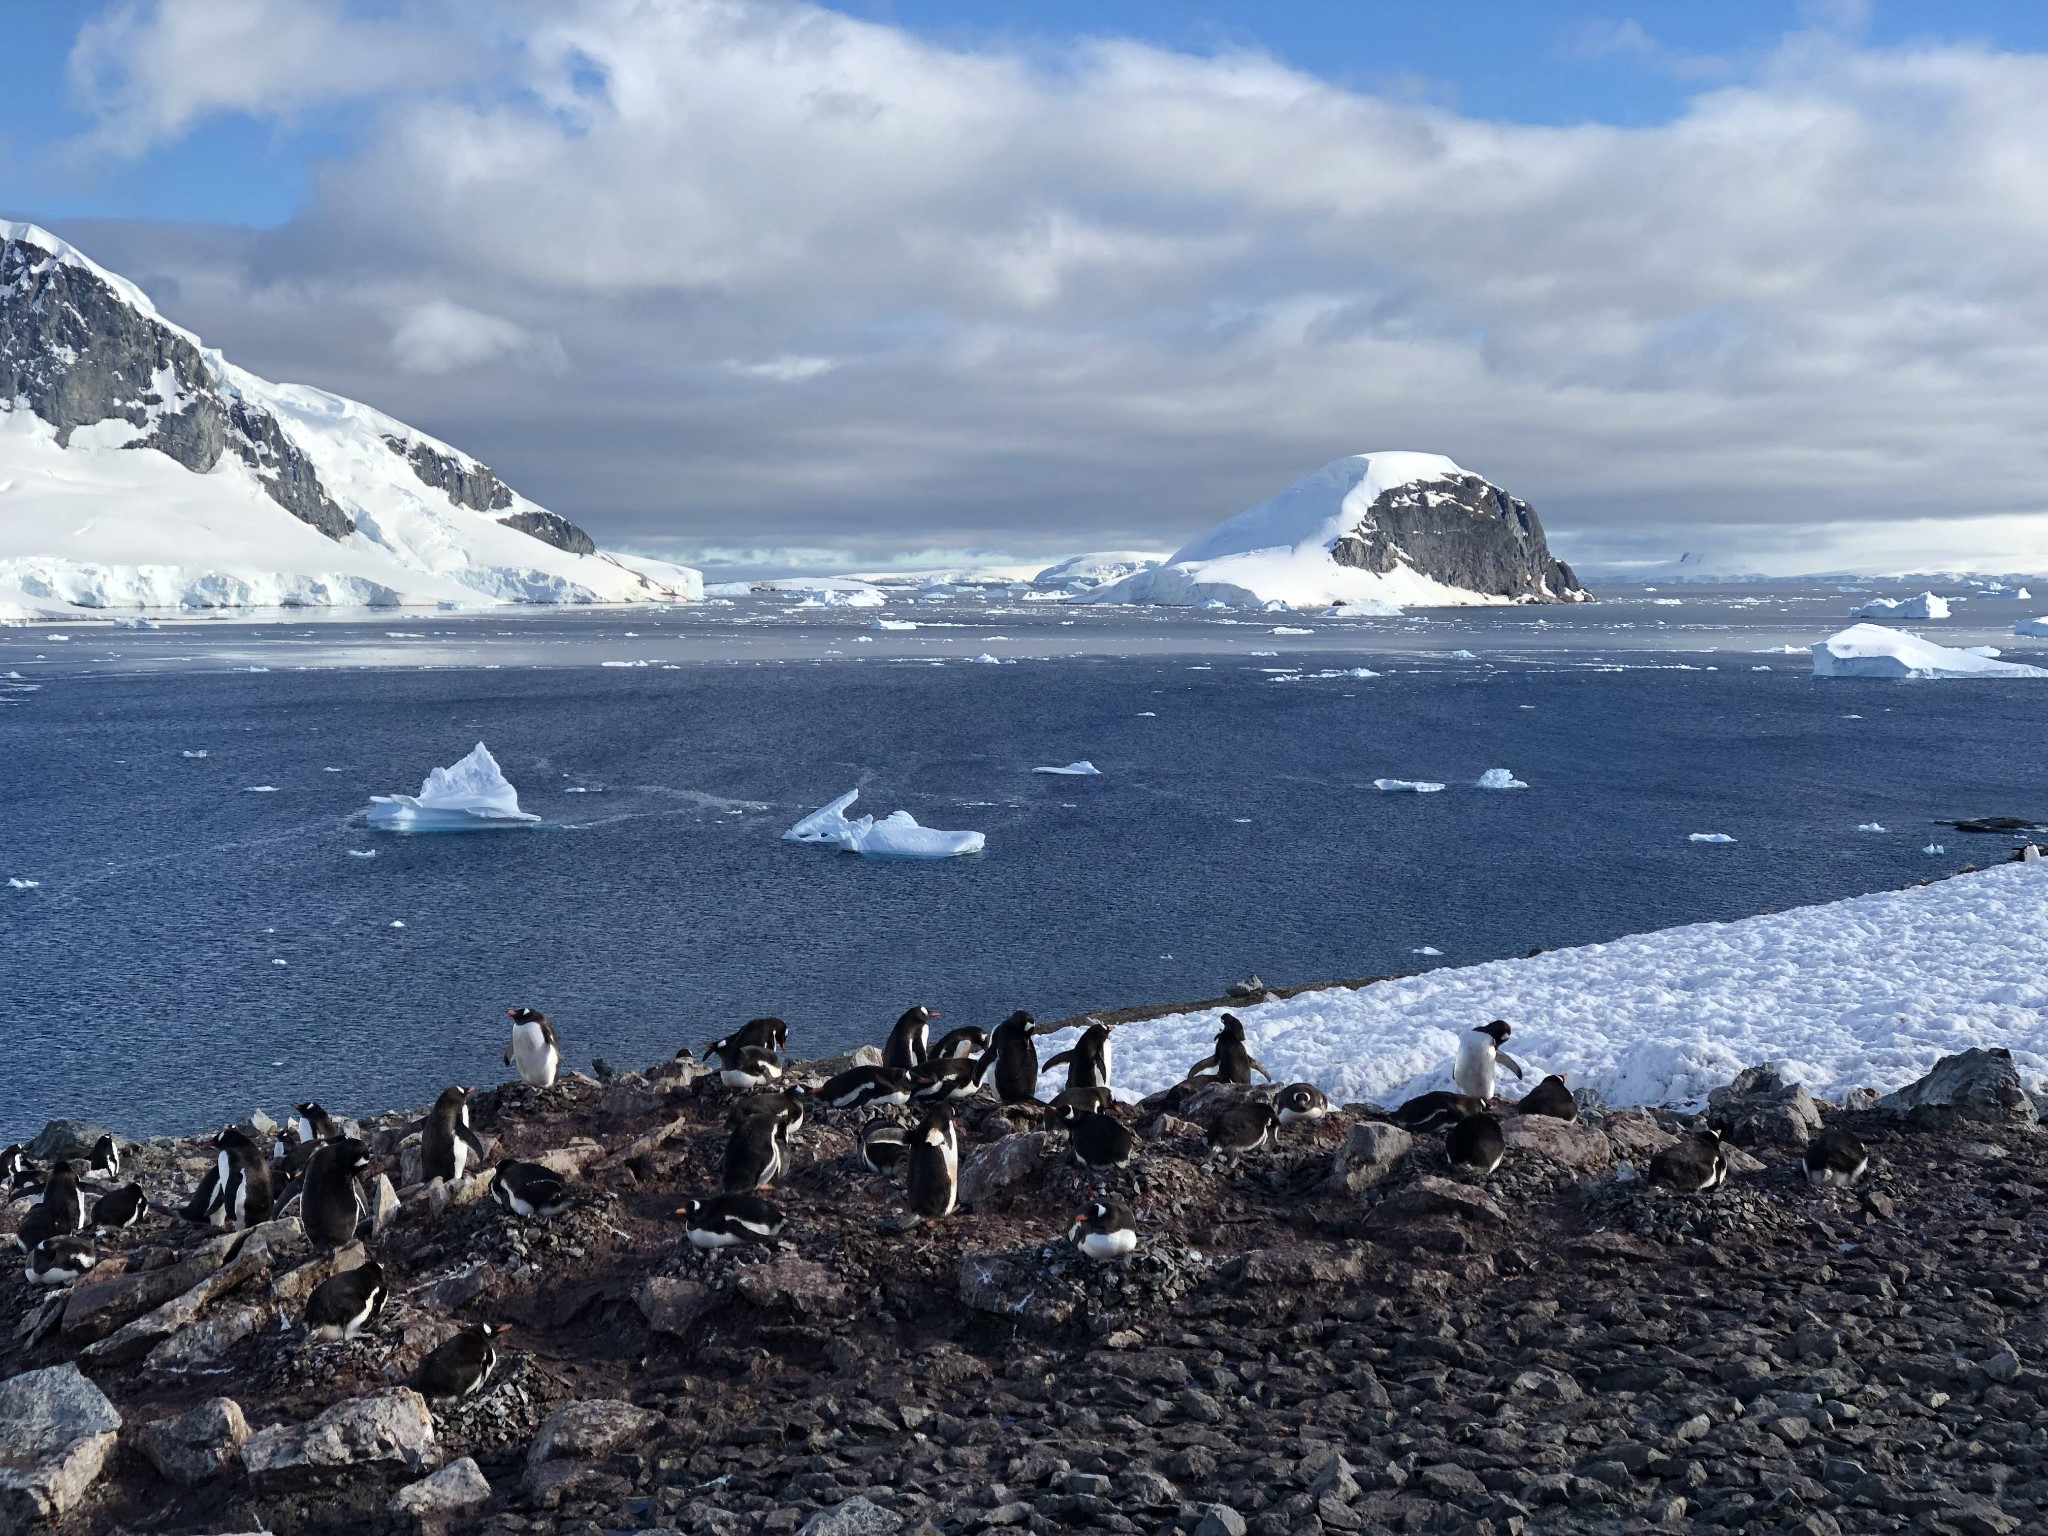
[6,0,2048,577]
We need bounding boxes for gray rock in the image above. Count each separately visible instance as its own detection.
[1878,1048,2039,1126]
[1706,1064,1824,1147]
[956,1133,1050,1206]
[1193,1506,1248,1536]
[0,1364,123,1532]
[528,1399,663,1466]
[62,1228,240,1345]
[243,1387,439,1490]
[139,1397,250,1485]
[145,1298,276,1372]
[1501,1114,1616,1172]
[636,1276,716,1338]
[795,1496,903,1536]
[1326,469,1583,602]
[25,1119,113,1162]
[83,1216,304,1366]
[391,1455,492,1526]
[369,1175,401,1237]
[1327,1122,1413,1194]
[1373,1174,1508,1225]
[735,1255,853,1317]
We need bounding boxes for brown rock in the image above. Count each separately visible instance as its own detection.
[636,1276,716,1338]
[734,1255,853,1317]
[1502,1115,1616,1174]
[138,1397,249,1486]
[956,1132,1050,1206]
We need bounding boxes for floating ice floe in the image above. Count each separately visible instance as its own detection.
[1689,832,1737,844]
[1271,626,1315,635]
[2014,616,2048,638]
[1925,844,1945,854]
[1849,592,1950,620]
[181,749,208,758]
[8,877,39,889]
[1812,624,2048,679]
[794,587,886,609]
[1477,768,1528,790]
[782,789,984,860]
[1858,823,1886,833]
[1411,946,1443,956]
[968,653,1002,664]
[346,850,377,858]
[1033,761,1101,776]
[1375,778,1446,793]
[245,785,279,793]
[367,742,542,832]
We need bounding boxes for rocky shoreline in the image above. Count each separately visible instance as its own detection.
[5,1039,2047,1536]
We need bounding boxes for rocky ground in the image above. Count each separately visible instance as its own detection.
[4,1043,2047,1536]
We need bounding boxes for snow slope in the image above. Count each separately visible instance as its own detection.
[1812,624,2048,678]
[1032,551,1169,587]
[1058,861,2048,1110]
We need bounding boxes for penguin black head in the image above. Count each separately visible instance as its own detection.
[1477,1020,1513,1046]
[998,1010,1035,1034]
[674,1197,705,1220]
[900,1004,940,1024]
[1078,1199,1113,1222]
[1218,1013,1247,1041]
[1052,1100,1080,1126]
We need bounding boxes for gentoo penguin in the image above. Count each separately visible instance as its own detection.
[883,1005,940,1071]
[90,1182,146,1231]
[1186,1014,1272,1087]
[1445,1112,1506,1176]
[491,1159,571,1218]
[416,1323,498,1399]
[24,1236,97,1286]
[212,1127,274,1229]
[905,1105,960,1219]
[305,1259,387,1341]
[1049,1085,1116,1118]
[1803,1127,1870,1188]
[1515,1074,1577,1121]
[1053,1101,1138,1171]
[0,1144,26,1180]
[1453,1020,1526,1102]
[1276,1084,1329,1124]
[721,1111,790,1194]
[293,1101,341,1144]
[1390,1092,1488,1133]
[706,1017,788,1063]
[930,1026,989,1062]
[421,1086,485,1184]
[1067,1200,1138,1262]
[858,1116,910,1174]
[86,1134,121,1182]
[982,1011,1041,1104]
[504,1006,561,1088]
[713,1045,784,1091]
[14,1202,59,1253]
[818,1065,914,1111]
[1206,1100,1279,1158]
[1649,1129,1730,1193]
[728,1085,806,1137]
[909,1057,983,1103]
[1044,1019,1116,1093]
[676,1193,786,1249]
[301,1138,370,1248]
[177,1166,222,1226]
[37,1160,86,1236]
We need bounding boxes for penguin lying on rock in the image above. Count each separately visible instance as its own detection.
[1446,1112,1506,1176]
[1068,1200,1138,1262]
[858,1116,910,1174]
[817,1065,914,1110]
[677,1193,786,1249]
[1649,1129,1730,1192]
[306,1260,387,1341]
[25,1235,96,1287]
[90,1182,146,1231]
[1515,1075,1576,1121]
[1054,1101,1137,1172]
[417,1323,498,1399]
[1386,1092,1486,1133]
[1206,1100,1278,1158]
[491,1160,571,1218]
[930,1026,989,1062]
[1276,1084,1329,1124]
[1804,1127,1869,1188]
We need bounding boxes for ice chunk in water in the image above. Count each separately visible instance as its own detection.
[1374,778,1445,793]
[782,789,984,859]
[1689,832,1737,844]
[1033,761,1101,776]
[367,742,541,832]
[1477,768,1528,790]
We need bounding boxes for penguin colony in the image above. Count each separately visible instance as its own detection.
[6,1006,1876,1405]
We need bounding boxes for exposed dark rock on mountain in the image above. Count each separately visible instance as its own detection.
[1329,469,1583,603]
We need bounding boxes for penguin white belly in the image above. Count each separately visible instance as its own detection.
[1100,1037,1113,1090]
[689,1227,739,1249]
[1453,1036,1496,1100]
[451,1137,469,1182]
[511,1023,559,1087]
[1081,1229,1137,1261]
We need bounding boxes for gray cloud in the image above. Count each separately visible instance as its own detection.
[31,0,2048,574]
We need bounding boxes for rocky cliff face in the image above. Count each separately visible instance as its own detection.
[1330,470,1583,603]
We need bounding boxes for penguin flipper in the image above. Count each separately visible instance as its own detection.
[1249,1057,1275,1083]
[503,1045,514,1066]
[1042,1048,1075,1071]
[1499,1050,1527,1080]
[1183,1052,1220,1080]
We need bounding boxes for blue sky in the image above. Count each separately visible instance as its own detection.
[7,1,2048,574]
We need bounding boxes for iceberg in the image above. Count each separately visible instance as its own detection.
[1477,768,1529,790]
[1374,778,1446,793]
[1033,761,1101,776]
[2013,617,2048,638]
[367,742,542,832]
[1689,832,1737,844]
[781,789,984,860]
[1848,592,1951,620]
[1812,624,2048,679]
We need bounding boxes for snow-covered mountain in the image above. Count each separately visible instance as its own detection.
[0,222,699,617]
[1031,550,1168,588]
[1082,451,1586,610]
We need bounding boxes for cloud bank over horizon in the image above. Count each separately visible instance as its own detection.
[11,0,2048,578]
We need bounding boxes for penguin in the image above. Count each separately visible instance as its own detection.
[1389,1092,1488,1133]
[1453,1020,1526,1102]
[86,1134,121,1182]
[37,1160,86,1236]
[416,1323,498,1399]
[1049,1085,1116,1118]
[728,1085,806,1137]
[1515,1074,1577,1122]
[677,1193,786,1249]
[273,1131,322,1186]
[305,1259,387,1341]
[1067,1200,1138,1262]
[302,1138,371,1248]
[1276,1084,1329,1124]
[706,1017,788,1062]
[14,1202,59,1254]
[1053,1101,1137,1171]
[25,1236,97,1287]
[1648,1129,1730,1193]
[1185,1014,1272,1087]
[817,1065,914,1110]
[905,1105,960,1220]
[8,1160,39,1197]
[714,1045,784,1091]
[293,1101,341,1144]
[883,1005,940,1071]
[930,1026,989,1062]
[1445,1112,1506,1176]
[0,1144,26,1180]
[212,1127,274,1229]
[178,1166,222,1226]
[421,1086,485,1184]
[909,1057,983,1103]
[858,1116,910,1174]
[1803,1127,1870,1188]
[491,1159,571,1218]
[1205,1100,1279,1158]
[90,1182,146,1231]
[1043,1018,1116,1093]
[504,1006,562,1089]
[982,1011,1040,1104]
[721,1111,790,1194]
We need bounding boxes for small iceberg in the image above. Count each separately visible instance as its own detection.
[782,789,984,860]
[8,877,39,889]
[2014,616,2048,638]
[1033,761,1101,776]
[1689,832,1737,844]
[181,750,208,759]
[1849,592,1951,620]
[1375,778,1446,793]
[1476,768,1528,790]
[1271,626,1315,635]
[1812,624,2048,679]
[367,742,542,833]
[1857,822,1886,833]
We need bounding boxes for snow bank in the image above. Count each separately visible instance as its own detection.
[1033,761,1101,776]
[367,743,541,832]
[1082,861,2048,1109]
[1812,623,2048,679]
[1849,592,1951,620]
[780,789,984,860]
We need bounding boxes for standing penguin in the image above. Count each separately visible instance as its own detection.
[421,1087,484,1184]
[1515,1075,1576,1121]
[212,1128,274,1230]
[706,1017,788,1062]
[1453,1021,1525,1102]
[1803,1127,1869,1188]
[0,1144,27,1180]
[1185,1015,1273,1087]
[504,1007,561,1089]
[1043,1018,1116,1094]
[293,1102,341,1144]
[981,1011,1040,1104]
[306,1259,387,1341]
[86,1135,121,1182]
[883,1005,940,1071]
[905,1105,960,1220]
[721,1112,790,1194]
[302,1138,371,1248]
[1445,1112,1506,1176]
[37,1160,86,1236]
[417,1323,498,1399]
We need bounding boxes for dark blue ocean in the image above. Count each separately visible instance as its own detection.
[5,587,2043,1139]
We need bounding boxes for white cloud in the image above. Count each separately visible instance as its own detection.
[728,355,839,383]
[387,299,562,375]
